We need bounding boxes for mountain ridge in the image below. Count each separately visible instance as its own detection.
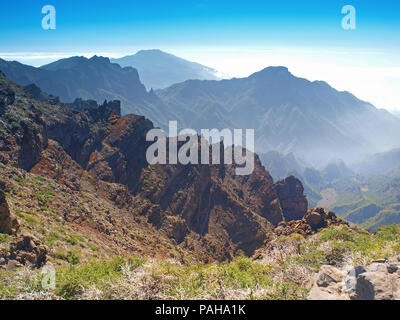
[155,66,400,165]
[0,56,177,128]
[2,57,400,168]
[111,49,221,89]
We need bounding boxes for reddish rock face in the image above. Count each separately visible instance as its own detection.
[30,139,84,191]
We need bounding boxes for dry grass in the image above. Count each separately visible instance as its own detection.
[2,224,400,300]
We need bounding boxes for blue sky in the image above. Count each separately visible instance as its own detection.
[0,0,399,109]
[1,0,399,48]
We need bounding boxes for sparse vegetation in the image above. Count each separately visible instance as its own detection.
[0,234,11,244]
[292,224,400,269]
[2,224,400,300]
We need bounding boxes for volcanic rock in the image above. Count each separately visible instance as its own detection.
[0,234,48,269]
[275,176,308,221]
[0,190,19,235]
[275,208,348,237]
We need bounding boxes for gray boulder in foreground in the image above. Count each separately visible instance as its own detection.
[308,256,400,300]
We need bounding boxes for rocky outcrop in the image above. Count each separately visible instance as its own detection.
[63,98,98,111]
[85,113,152,190]
[275,207,348,237]
[24,83,59,104]
[30,139,84,191]
[275,176,308,221]
[308,256,400,300]
[0,190,19,235]
[0,234,48,269]
[46,99,124,170]
[63,98,121,115]
[0,75,49,171]
[19,110,48,170]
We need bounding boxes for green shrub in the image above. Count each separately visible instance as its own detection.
[222,256,273,288]
[67,250,81,265]
[55,256,144,299]
[13,177,25,185]
[0,234,11,244]
[31,175,46,183]
[34,189,54,207]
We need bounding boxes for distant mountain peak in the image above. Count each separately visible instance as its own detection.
[89,55,110,64]
[250,66,293,80]
[40,55,111,71]
[0,55,148,114]
[111,49,221,89]
[264,66,289,72]
[156,64,400,165]
[260,66,290,73]
[136,49,166,55]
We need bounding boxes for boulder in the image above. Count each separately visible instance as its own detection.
[318,265,346,284]
[309,257,400,300]
[392,274,400,300]
[345,276,357,291]
[355,272,393,300]
[305,211,323,228]
[307,265,348,299]
[348,266,367,278]
[308,285,346,300]
[344,266,366,291]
